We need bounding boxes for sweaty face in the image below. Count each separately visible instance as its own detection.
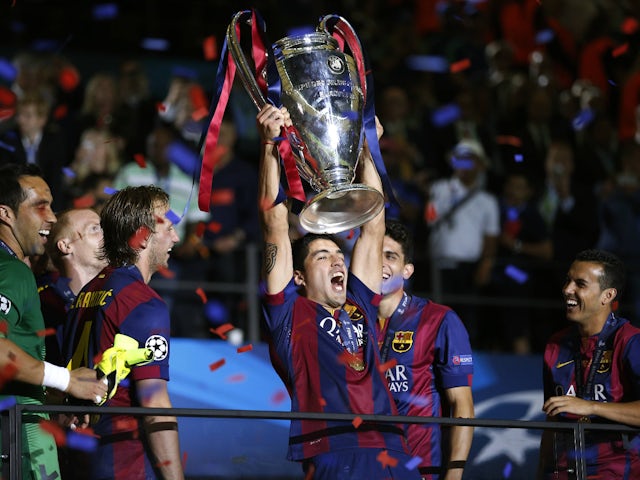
[562,261,612,327]
[381,236,407,296]
[296,238,347,309]
[147,204,180,273]
[14,176,56,258]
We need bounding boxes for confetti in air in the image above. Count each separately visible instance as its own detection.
[237,344,253,353]
[209,358,226,371]
[352,416,363,429]
[376,450,399,469]
[133,153,146,168]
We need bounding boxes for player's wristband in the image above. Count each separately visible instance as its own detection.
[42,362,71,392]
[447,460,466,470]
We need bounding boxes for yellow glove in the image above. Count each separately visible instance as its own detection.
[95,333,153,405]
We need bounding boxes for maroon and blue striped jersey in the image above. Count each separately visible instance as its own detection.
[63,265,171,480]
[262,274,410,461]
[376,294,473,477]
[542,314,640,479]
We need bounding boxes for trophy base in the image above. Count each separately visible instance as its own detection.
[298,184,385,234]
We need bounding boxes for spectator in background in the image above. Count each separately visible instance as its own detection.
[115,59,158,161]
[426,139,500,347]
[0,91,68,211]
[66,127,122,200]
[489,171,553,353]
[200,118,260,338]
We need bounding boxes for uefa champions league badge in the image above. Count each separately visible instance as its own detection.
[327,55,345,75]
[0,294,11,315]
[145,335,168,361]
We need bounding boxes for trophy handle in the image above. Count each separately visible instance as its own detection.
[227,10,267,111]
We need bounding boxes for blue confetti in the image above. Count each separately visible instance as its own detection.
[0,58,17,83]
[166,141,199,176]
[406,55,449,73]
[572,108,595,131]
[66,431,98,452]
[141,38,170,51]
[514,153,523,163]
[405,456,423,471]
[450,157,475,171]
[62,167,76,178]
[92,3,119,20]
[165,209,181,225]
[30,38,60,52]
[503,461,513,478]
[0,140,15,153]
[103,186,118,195]
[204,299,229,326]
[171,65,198,80]
[505,264,529,284]
[431,103,461,127]
[506,207,520,222]
[535,29,555,45]
[0,396,16,411]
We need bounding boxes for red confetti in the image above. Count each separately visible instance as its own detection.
[182,451,188,470]
[376,450,399,469]
[226,373,246,383]
[209,358,226,371]
[210,322,234,340]
[128,226,150,249]
[191,107,208,122]
[195,287,207,304]
[496,135,522,147]
[270,390,287,405]
[352,416,363,429]
[133,153,147,168]
[237,344,253,353]
[36,328,57,337]
[40,419,66,446]
[52,104,68,120]
[202,35,218,60]
[189,85,208,112]
[0,320,8,334]
[156,102,167,112]
[59,66,80,92]
[337,350,360,368]
[207,221,222,233]
[156,266,176,279]
[621,17,639,35]
[424,202,438,223]
[0,362,18,389]
[319,397,327,407]
[195,222,206,237]
[613,300,619,312]
[73,194,96,209]
[156,460,172,467]
[612,43,629,58]
[450,58,471,73]
[345,229,355,240]
[378,358,397,372]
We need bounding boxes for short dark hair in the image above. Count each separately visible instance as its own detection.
[100,185,169,266]
[291,233,342,272]
[575,249,626,298]
[385,219,414,264]
[0,163,44,212]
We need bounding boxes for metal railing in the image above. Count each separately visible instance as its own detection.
[2,403,639,479]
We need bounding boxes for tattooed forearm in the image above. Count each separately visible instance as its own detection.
[264,243,277,274]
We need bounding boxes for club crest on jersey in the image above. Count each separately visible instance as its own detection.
[0,294,11,315]
[145,335,168,361]
[597,350,612,373]
[392,331,413,353]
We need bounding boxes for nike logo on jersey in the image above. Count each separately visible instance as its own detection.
[555,360,574,369]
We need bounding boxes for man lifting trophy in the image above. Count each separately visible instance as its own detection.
[199,9,386,234]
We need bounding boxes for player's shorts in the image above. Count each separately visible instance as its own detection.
[303,447,421,479]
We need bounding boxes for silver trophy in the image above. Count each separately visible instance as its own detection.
[227,11,384,234]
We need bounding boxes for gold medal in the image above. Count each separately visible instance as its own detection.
[349,358,365,371]
[578,416,591,423]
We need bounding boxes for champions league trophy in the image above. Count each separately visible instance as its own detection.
[227,11,384,234]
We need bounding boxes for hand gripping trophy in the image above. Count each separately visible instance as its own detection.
[198,9,386,234]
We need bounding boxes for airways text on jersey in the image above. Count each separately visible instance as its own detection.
[385,364,409,392]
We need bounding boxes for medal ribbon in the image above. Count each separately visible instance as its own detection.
[379,292,410,362]
[337,309,359,354]
[573,314,619,400]
[0,240,17,258]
